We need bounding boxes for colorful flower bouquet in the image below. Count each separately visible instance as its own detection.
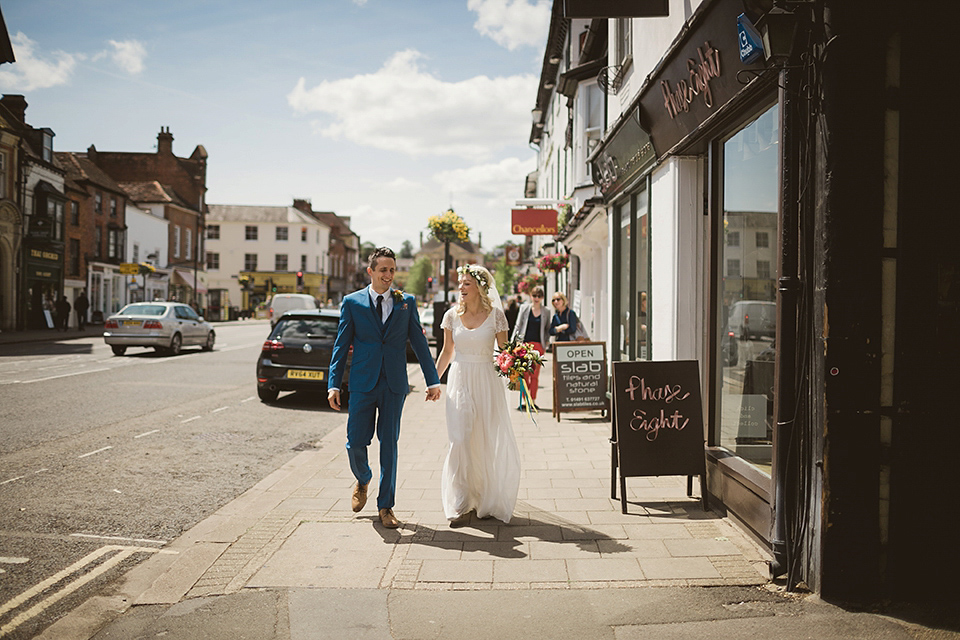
[495,340,544,419]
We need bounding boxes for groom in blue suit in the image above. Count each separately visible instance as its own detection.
[328,247,441,528]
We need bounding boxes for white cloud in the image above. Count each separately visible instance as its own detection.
[352,0,369,5]
[385,177,422,189]
[287,49,535,161]
[106,39,146,74]
[468,0,550,51]
[433,157,535,204]
[0,32,81,91]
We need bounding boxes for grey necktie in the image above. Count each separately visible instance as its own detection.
[376,294,383,325]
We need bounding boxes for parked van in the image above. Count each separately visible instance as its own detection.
[721,300,776,366]
[269,293,318,327]
[727,300,777,340]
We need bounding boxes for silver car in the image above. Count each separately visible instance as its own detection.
[103,302,215,356]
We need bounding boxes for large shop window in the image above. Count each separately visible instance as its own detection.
[613,180,650,361]
[715,103,779,474]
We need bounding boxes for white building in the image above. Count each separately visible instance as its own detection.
[124,201,169,302]
[206,204,331,317]
[528,6,609,347]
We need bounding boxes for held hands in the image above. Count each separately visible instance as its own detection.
[425,387,442,402]
[558,323,570,332]
[327,389,341,411]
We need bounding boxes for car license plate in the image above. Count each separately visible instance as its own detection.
[287,369,324,380]
[122,320,142,326]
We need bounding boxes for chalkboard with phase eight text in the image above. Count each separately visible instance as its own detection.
[612,360,707,513]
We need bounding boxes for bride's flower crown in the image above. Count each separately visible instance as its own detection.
[457,265,490,292]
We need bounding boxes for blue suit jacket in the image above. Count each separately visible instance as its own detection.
[328,288,440,394]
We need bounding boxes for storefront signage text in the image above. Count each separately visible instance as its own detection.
[30,248,59,262]
[511,209,558,235]
[661,41,722,118]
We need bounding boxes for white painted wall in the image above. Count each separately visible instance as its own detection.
[648,157,705,362]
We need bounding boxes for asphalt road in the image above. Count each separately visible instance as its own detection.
[0,321,346,639]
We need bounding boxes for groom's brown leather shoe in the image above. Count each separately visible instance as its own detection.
[352,482,368,512]
[379,508,400,529]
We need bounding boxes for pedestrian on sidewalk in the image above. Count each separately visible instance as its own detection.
[75,289,89,330]
[434,265,521,528]
[510,286,550,412]
[327,246,441,529]
[550,291,579,343]
[55,295,71,331]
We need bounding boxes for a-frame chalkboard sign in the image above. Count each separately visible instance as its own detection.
[612,360,707,513]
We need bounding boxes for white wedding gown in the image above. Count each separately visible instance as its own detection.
[440,306,521,523]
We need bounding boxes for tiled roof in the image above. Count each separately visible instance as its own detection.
[54,152,125,193]
[119,181,192,208]
[207,204,330,227]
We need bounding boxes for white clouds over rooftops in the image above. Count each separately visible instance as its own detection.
[0,33,146,92]
[468,0,551,51]
[0,32,81,91]
[287,49,536,161]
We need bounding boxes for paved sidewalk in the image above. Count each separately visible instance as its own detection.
[33,358,954,639]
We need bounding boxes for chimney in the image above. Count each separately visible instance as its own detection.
[1,94,27,124]
[293,199,312,214]
[157,126,173,155]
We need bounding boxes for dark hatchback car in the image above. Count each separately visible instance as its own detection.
[256,309,350,403]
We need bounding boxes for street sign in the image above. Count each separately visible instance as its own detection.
[738,13,765,64]
[119,263,140,275]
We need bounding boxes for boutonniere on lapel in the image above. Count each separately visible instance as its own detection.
[392,288,407,309]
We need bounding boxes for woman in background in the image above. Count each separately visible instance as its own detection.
[549,291,578,343]
[511,286,550,411]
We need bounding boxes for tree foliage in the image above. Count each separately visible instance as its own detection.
[406,256,432,298]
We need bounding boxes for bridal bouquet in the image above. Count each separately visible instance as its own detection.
[496,340,544,419]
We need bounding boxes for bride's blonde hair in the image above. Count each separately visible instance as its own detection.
[456,264,494,315]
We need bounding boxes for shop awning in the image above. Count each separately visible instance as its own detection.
[171,268,204,291]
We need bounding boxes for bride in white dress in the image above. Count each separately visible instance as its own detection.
[435,265,521,527]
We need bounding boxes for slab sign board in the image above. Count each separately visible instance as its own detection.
[612,360,707,513]
[552,341,608,419]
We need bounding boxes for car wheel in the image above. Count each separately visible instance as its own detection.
[111,345,127,356]
[167,333,182,356]
[202,331,215,351]
[258,386,279,403]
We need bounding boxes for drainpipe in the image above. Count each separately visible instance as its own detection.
[771,63,801,582]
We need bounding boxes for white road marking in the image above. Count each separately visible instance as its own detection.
[0,476,24,486]
[0,545,175,636]
[0,557,29,564]
[20,368,111,384]
[212,406,229,413]
[134,429,160,439]
[241,396,256,403]
[70,533,167,545]
[181,416,201,424]
[77,446,112,459]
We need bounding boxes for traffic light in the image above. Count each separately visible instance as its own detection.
[296,271,304,290]
[427,276,434,289]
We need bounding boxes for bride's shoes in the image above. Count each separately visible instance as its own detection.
[449,510,473,528]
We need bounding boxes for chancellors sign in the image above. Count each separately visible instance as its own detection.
[511,209,557,236]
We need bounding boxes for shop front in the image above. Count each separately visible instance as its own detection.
[592,0,780,551]
[24,242,63,329]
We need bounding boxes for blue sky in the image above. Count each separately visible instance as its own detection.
[0,0,550,251]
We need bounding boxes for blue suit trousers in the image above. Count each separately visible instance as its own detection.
[346,368,407,510]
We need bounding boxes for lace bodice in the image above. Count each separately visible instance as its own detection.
[441,307,508,358]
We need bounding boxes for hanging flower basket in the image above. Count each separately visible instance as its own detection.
[516,273,542,294]
[537,252,568,272]
[427,209,470,243]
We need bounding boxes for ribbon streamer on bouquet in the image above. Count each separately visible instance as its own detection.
[519,377,538,425]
